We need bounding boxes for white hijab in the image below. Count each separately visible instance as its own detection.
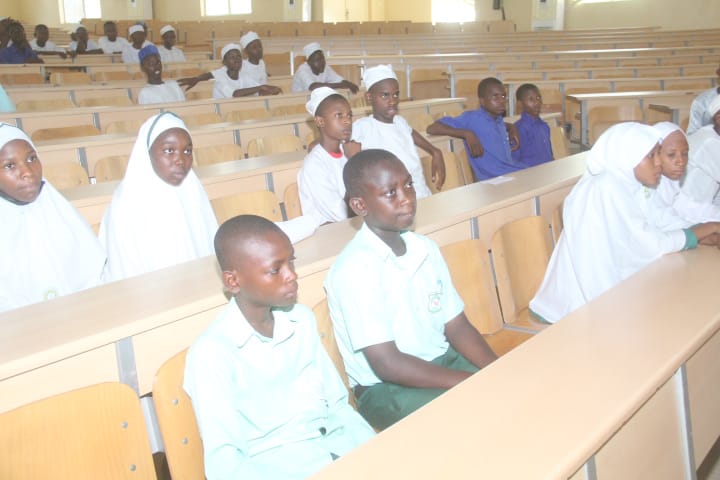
[99,113,218,282]
[0,123,105,312]
[530,122,688,324]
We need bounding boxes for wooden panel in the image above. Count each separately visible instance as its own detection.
[686,330,720,466]
[424,220,472,247]
[475,198,536,247]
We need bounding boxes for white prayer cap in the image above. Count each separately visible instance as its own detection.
[363,64,397,90]
[707,94,720,117]
[128,24,144,36]
[306,87,340,116]
[652,121,685,142]
[221,43,241,60]
[0,122,35,151]
[303,42,322,59]
[72,24,87,34]
[240,31,260,49]
[159,25,175,37]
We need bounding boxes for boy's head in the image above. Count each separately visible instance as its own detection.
[8,22,26,45]
[477,77,507,118]
[103,21,118,41]
[34,24,49,44]
[221,43,243,72]
[653,122,688,181]
[128,24,146,46]
[72,24,89,42]
[303,42,325,75]
[307,87,353,143]
[516,83,542,118]
[241,31,263,63]
[160,25,176,49]
[363,64,400,124]
[139,44,162,82]
[215,214,298,307]
[0,124,43,205]
[344,149,417,232]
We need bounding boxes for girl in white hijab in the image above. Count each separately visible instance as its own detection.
[529,122,720,324]
[100,112,218,281]
[0,123,105,312]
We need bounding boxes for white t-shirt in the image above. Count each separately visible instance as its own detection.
[121,41,153,63]
[291,63,343,92]
[352,115,432,198]
[687,87,719,135]
[68,40,100,52]
[239,59,268,86]
[677,124,720,222]
[98,36,130,54]
[212,66,257,99]
[138,80,186,105]
[29,39,64,52]
[158,45,186,64]
[297,144,349,224]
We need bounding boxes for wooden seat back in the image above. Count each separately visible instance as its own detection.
[183,112,222,128]
[283,182,302,219]
[194,144,244,166]
[588,104,643,145]
[15,98,75,112]
[550,124,570,159]
[422,150,465,194]
[246,134,303,158]
[32,124,101,143]
[50,72,93,85]
[78,95,134,108]
[94,155,129,183]
[211,190,283,224]
[42,162,90,189]
[225,108,272,123]
[105,119,144,135]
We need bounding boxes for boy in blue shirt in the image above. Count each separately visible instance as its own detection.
[427,77,519,181]
[325,149,497,430]
[512,83,554,167]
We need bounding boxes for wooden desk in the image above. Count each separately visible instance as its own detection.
[646,98,696,127]
[310,246,720,479]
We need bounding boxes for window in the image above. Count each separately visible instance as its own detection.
[432,0,476,24]
[203,0,252,16]
[60,0,101,24]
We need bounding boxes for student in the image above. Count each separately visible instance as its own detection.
[0,123,105,312]
[137,45,186,105]
[297,87,360,225]
[291,42,359,93]
[529,123,720,325]
[68,24,102,55]
[677,95,720,223]
[98,21,129,54]
[511,83,553,167]
[352,64,445,198]
[213,43,279,98]
[0,17,12,49]
[99,112,218,281]
[427,77,520,181]
[184,214,375,480]
[121,24,151,64]
[325,149,497,430]
[157,25,186,64]
[29,24,67,58]
[0,21,42,64]
[686,63,720,135]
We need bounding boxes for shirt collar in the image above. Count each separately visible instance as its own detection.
[479,107,504,124]
[357,222,428,274]
[223,297,298,348]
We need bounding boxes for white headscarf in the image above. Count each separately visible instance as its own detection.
[99,113,218,282]
[530,122,688,323]
[0,123,105,312]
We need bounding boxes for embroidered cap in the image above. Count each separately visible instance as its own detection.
[362,64,397,91]
[306,87,340,116]
[303,42,322,59]
[240,31,260,49]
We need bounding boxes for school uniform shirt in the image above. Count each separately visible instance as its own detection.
[0,44,39,64]
[511,112,553,167]
[99,113,218,282]
[157,45,186,64]
[29,39,64,53]
[646,177,693,231]
[686,87,720,135]
[98,36,130,54]
[530,123,691,324]
[138,80,186,105]
[184,299,375,480]
[297,144,350,225]
[291,63,343,92]
[352,115,432,198]
[120,41,153,63]
[239,59,268,86]
[676,124,720,223]
[437,107,520,181]
[68,39,100,52]
[0,125,105,312]
[212,66,256,99]
[325,223,465,388]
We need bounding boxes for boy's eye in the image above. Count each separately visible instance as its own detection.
[405,180,414,189]
[184,147,193,155]
[3,162,15,170]
[384,188,396,197]
[163,147,174,154]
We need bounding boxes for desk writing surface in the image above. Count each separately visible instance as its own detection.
[311,247,720,479]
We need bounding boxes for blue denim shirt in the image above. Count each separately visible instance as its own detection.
[512,112,554,167]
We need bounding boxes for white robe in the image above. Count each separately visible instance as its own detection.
[530,123,687,324]
[676,124,720,223]
[0,124,105,312]
[138,80,186,105]
[99,113,218,282]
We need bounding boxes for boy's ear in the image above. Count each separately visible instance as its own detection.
[364,90,372,104]
[221,269,243,294]
[348,196,367,217]
[314,115,325,128]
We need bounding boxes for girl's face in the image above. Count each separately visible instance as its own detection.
[633,144,662,188]
[149,128,193,186]
[657,130,688,181]
[0,139,43,204]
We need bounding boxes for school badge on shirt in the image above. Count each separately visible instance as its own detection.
[427,279,443,313]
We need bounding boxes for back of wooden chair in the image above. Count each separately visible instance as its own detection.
[490,216,553,331]
[588,104,643,145]
[0,382,156,479]
[211,190,283,224]
[550,202,564,245]
[405,112,434,133]
[269,103,307,117]
[246,134,303,158]
[421,150,464,194]
[15,98,75,112]
[153,350,205,480]
[42,162,90,189]
[78,95,134,108]
[183,112,222,128]
[105,119,144,135]
[93,70,133,82]
[32,124,101,143]
[283,182,302,219]
[0,72,45,85]
[225,108,272,123]
[94,155,129,183]
[440,238,533,356]
[550,124,570,159]
[50,71,93,85]
[194,144,244,166]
